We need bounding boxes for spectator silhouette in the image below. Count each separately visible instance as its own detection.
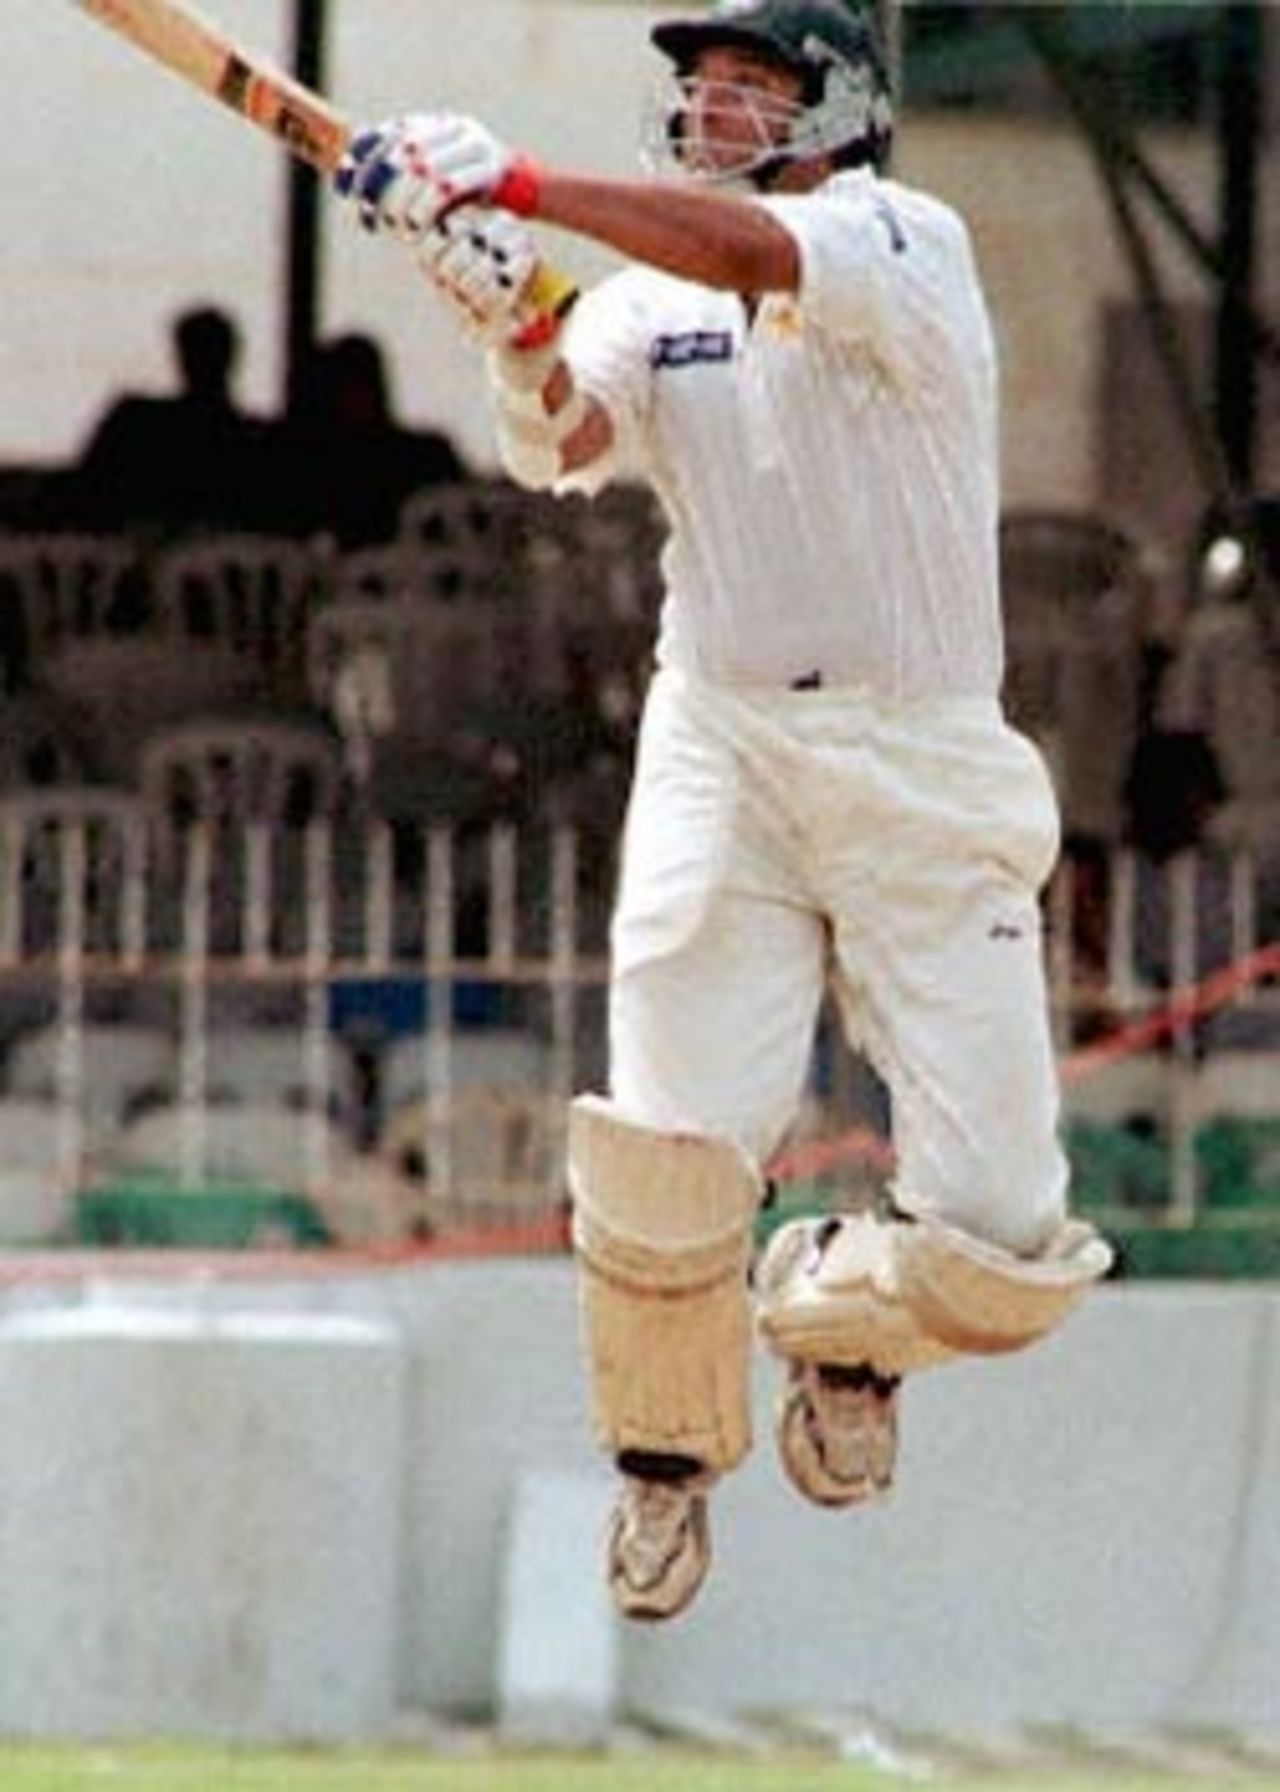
[1158,492,1280,862]
[1125,728,1227,867]
[71,305,268,538]
[449,632,633,829]
[1123,725,1280,1045]
[278,333,468,548]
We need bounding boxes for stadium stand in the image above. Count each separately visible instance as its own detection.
[999,507,1164,848]
[0,486,1273,1266]
[0,1096,79,1244]
[4,1020,174,1147]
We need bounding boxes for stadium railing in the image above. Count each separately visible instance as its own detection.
[0,810,1275,1271]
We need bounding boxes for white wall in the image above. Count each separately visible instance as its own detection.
[1,0,648,475]
[3,0,294,461]
[3,1,1269,507]
[0,1262,1276,1741]
[0,1303,405,1742]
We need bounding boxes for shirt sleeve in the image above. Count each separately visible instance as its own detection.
[759,176,984,383]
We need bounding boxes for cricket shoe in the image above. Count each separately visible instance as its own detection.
[775,1358,899,1508]
[606,1469,712,1621]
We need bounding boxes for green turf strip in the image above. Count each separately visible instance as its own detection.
[0,1749,1276,1792]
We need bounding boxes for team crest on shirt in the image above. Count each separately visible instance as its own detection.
[759,297,805,339]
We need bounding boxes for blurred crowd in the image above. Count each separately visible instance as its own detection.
[0,305,1275,1253]
[0,303,1275,1010]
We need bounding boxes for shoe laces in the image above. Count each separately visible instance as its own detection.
[620,1478,696,1577]
[809,1371,895,1485]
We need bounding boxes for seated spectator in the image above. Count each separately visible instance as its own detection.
[277,333,468,548]
[452,632,635,831]
[1060,831,1119,1044]
[70,306,271,537]
[1125,728,1227,867]
[998,511,1160,851]
[1123,729,1279,1035]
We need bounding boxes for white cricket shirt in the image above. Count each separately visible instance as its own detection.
[560,169,1005,701]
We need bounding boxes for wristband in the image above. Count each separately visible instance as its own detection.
[510,263,579,353]
[491,153,544,218]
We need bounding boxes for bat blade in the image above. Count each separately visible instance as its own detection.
[71,0,349,171]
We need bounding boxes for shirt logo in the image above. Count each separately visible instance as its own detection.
[650,331,735,370]
[873,196,908,254]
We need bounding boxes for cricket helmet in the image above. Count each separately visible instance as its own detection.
[646,0,894,186]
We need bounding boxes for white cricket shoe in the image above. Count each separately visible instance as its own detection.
[606,1473,711,1621]
[775,1359,899,1508]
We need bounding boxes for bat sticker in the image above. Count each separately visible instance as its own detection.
[215,51,251,111]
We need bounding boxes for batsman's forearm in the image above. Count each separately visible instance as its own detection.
[534,171,800,296]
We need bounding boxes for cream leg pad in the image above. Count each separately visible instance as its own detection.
[756,1212,1113,1375]
[755,1216,955,1378]
[896,1214,1114,1355]
[568,1095,762,1475]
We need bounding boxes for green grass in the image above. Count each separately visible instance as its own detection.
[0,1749,1275,1792]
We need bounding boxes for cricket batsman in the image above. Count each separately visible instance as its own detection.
[336,0,1113,1621]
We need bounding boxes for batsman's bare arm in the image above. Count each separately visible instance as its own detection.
[536,171,802,297]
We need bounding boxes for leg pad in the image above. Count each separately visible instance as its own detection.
[568,1095,762,1475]
[756,1209,1112,1374]
[897,1213,1114,1355]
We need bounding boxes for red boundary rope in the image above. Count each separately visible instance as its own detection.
[765,941,1280,1186]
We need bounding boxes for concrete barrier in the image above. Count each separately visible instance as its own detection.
[0,1301,404,1742]
[621,1284,1280,1733]
[496,1467,618,1743]
[0,1265,1275,1739]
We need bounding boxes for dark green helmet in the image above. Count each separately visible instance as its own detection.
[650,0,893,178]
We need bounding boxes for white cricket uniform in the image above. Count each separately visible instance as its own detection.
[558,169,1067,1254]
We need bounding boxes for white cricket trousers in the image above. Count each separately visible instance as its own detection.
[608,668,1069,1255]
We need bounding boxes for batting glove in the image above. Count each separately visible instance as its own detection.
[419,208,540,345]
[335,112,543,242]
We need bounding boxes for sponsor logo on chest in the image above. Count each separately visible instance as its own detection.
[650,330,735,370]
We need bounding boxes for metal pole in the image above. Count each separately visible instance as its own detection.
[1023,10,1233,505]
[876,0,903,164]
[875,0,902,94]
[1214,4,1263,494]
[286,0,327,411]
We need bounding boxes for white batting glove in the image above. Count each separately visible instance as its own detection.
[335,112,543,243]
[419,208,539,345]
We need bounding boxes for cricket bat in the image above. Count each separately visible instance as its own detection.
[68,0,579,330]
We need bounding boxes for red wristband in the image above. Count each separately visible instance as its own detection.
[492,153,544,218]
